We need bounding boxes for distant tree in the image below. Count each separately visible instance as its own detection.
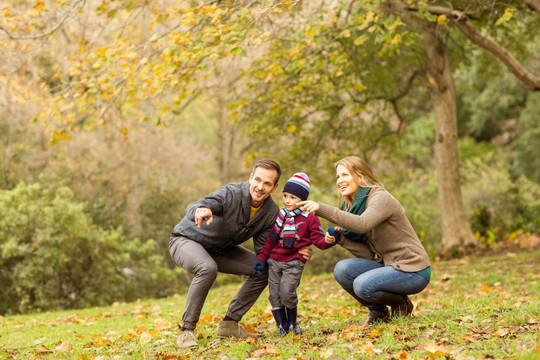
[230,0,540,254]
[2,0,539,255]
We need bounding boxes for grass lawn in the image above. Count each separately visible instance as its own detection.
[1,247,539,359]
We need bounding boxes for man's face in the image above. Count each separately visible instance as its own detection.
[249,167,279,207]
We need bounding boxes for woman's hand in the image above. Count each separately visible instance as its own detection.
[298,200,319,213]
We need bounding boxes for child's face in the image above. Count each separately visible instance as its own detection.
[282,192,302,211]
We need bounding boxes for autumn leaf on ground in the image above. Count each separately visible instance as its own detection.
[132,325,148,334]
[199,311,220,324]
[395,350,411,360]
[242,322,259,334]
[264,343,280,355]
[153,317,171,331]
[140,332,152,344]
[252,348,267,357]
[54,342,72,353]
[480,284,492,292]
[420,342,451,356]
[369,328,383,338]
[34,347,52,354]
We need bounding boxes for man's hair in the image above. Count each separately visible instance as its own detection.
[252,159,281,185]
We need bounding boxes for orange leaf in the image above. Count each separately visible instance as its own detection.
[132,325,148,334]
[252,349,266,357]
[423,342,451,356]
[265,344,280,355]
[398,351,411,360]
[480,284,492,292]
[153,318,171,331]
[35,348,52,354]
[199,312,214,324]
[34,1,44,10]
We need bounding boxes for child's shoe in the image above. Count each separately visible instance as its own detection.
[271,307,289,336]
[289,323,301,335]
[276,325,289,336]
[285,307,300,335]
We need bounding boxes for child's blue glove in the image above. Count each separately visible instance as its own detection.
[327,226,341,242]
[252,259,265,278]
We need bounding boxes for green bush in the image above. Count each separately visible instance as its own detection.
[461,152,540,242]
[0,181,180,314]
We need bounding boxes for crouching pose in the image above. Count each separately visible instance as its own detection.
[299,157,431,326]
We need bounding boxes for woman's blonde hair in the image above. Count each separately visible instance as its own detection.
[334,156,384,210]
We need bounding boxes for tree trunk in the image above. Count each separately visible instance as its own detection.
[418,23,479,255]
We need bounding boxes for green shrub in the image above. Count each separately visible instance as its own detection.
[461,152,540,242]
[0,181,180,314]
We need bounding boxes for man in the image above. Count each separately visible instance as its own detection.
[169,159,311,349]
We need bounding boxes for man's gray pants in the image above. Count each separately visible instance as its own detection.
[169,235,268,330]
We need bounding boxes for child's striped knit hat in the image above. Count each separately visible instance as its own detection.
[283,172,310,201]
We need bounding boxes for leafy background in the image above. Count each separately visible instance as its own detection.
[1,1,540,351]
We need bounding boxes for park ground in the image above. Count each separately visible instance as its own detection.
[1,246,539,359]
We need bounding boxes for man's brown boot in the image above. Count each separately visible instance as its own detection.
[176,330,198,349]
[217,320,262,338]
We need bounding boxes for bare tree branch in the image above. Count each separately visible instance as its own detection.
[420,5,540,91]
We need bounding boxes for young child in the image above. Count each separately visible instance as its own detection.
[253,172,335,336]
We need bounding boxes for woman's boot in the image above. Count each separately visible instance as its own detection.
[375,292,414,317]
[343,287,389,325]
[286,307,301,335]
[271,307,289,336]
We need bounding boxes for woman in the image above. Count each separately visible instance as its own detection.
[298,156,431,325]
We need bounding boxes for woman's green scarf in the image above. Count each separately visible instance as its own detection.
[340,187,371,242]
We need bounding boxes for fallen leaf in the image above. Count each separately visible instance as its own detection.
[153,317,170,331]
[133,325,148,334]
[422,342,451,356]
[243,323,259,334]
[397,351,411,360]
[480,284,492,292]
[34,337,47,345]
[34,348,52,354]
[328,355,344,360]
[140,332,152,344]
[54,342,72,353]
[252,348,266,357]
[265,344,280,355]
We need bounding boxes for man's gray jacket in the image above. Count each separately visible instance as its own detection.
[172,182,279,254]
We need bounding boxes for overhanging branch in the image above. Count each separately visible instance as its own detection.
[425,5,540,91]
